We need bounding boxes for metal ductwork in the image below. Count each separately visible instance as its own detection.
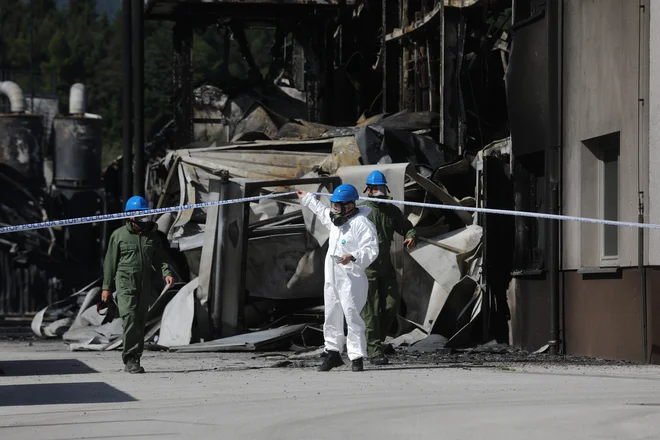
[0,81,26,113]
[69,83,87,115]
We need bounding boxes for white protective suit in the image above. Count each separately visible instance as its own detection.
[301,193,379,360]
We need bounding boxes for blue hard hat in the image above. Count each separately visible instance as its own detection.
[330,184,359,203]
[366,170,388,186]
[125,196,150,212]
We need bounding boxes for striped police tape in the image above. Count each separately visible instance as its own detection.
[312,192,660,230]
[1,190,660,234]
[0,192,297,235]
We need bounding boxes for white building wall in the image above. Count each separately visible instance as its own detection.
[562,0,648,270]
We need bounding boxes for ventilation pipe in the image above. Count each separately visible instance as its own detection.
[0,81,26,113]
[69,83,86,115]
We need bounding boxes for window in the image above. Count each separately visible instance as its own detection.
[511,151,546,274]
[598,134,620,265]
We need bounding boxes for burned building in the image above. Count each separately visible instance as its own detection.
[97,0,513,348]
[0,81,106,315]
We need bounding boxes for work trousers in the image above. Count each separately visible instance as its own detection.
[116,272,151,364]
[361,269,400,357]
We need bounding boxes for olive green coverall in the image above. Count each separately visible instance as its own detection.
[360,200,416,357]
[102,223,172,364]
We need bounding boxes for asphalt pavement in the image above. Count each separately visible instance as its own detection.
[1,340,660,440]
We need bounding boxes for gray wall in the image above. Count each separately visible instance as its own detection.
[562,0,649,270]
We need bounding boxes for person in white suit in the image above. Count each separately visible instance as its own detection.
[297,184,379,372]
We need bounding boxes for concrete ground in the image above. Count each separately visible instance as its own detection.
[1,340,660,440]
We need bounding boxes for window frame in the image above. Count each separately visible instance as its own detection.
[598,144,620,267]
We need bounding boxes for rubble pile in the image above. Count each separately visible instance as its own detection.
[31,91,507,355]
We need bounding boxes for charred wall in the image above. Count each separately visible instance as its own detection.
[508,276,549,351]
[483,152,514,342]
[506,0,550,276]
[382,1,511,154]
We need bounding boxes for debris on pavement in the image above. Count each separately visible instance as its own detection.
[169,324,308,353]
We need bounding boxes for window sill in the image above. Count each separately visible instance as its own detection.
[578,267,621,280]
[577,267,619,274]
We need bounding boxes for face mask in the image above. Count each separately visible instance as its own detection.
[329,203,357,226]
[366,185,389,199]
[132,216,152,229]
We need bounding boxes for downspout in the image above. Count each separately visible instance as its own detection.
[212,170,230,335]
[0,81,25,113]
[637,0,648,364]
[546,0,562,355]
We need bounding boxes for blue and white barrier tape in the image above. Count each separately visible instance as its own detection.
[311,192,660,230]
[2,189,660,234]
[0,192,297,235]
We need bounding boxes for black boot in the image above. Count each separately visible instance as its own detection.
[318,350,344,372]
[124,357,145,374]
[370,355,389,366]
[352,358,364,372]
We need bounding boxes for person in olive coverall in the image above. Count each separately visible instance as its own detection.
[102,196,173,374]
[360,171,416,366]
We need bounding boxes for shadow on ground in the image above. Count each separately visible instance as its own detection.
[0,359,98,376]
[0,382,136,406]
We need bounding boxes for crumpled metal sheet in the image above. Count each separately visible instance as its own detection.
[186,148,328,181]
[31,279,101,338]
[63,318,123,346]
[33,280,181,352]
[355,124,456,172]
[232,102,290,141]
[158,278,198,347]
[169,324,307,353]
[407,225,482,331]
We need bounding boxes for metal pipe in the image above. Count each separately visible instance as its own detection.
[426,37,433,112]
[121,0,133,204]
[546,0,562,355]
[132,0,145,197]
[382,0,388,113]
[0,81,25,113]
[69,83,86,114]
[558,0,566,354]
[438,0,445,143]
[639,193,647,362]
[29,0,34,113]
[212,171,230,334]
[638,0,648,363]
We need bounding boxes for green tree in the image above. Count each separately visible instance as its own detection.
[0,1,277,167]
